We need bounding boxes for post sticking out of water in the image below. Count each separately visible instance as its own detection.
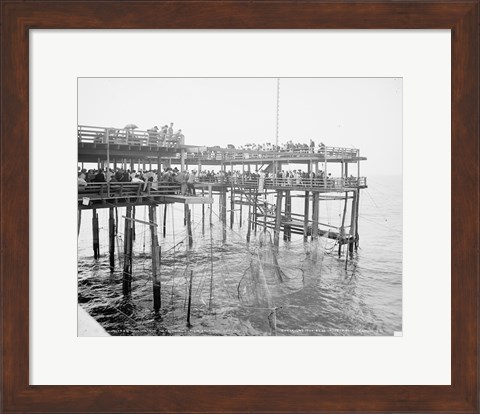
[132,206,136,241]
[230,186,235,229]
[187,270,193,327]
[284,190,291,241]
[202,187,205,235]
[109,207,115,272]
[92,209,100,259]
[222,187,227,243]
[77,208,82,237]
[246,189,252,242]
[184,204,188,226]
[339,191,348,257]
[274,190,283,247]
[186,206,193,248]
[349,190,357,256]
[239,192,243,227]
[303,191,309,242]
[208,185,213,225]
[163,204,167,238]
[312,192,319,240]
[148,205,161,312]
[355,191,360,250]
[123,206,133,295]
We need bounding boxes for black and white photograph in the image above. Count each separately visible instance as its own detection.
[77,77,402,336]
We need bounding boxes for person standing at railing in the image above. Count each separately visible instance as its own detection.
[258,171,265,192]
[187,170,196,195]
[78,173,87,189]
[147,126,159,145]
[167,122,174,140]
[93,169,106,182]
[131,174,144,184]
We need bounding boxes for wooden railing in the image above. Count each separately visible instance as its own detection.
[77,125,181,148]
[78,125,362,161]
[198,176,367,188]
[78,182,181,200]
[185,146,359,161]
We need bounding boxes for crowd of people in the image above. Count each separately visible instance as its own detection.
[79,166,357,195]
[231,139,325,153]
[77,166,197,195]
[89,122,185,147]
[146,122,185,146]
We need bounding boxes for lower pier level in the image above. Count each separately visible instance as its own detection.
[78,179,363,314]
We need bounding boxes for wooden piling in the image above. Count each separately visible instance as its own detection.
[163,204,167,238]
[230,186,235,229]
[339,191,348,257]
[123,206,133,295]
[184,204,188,226]
[239,192,243,227]
[284,190,291,241]
[349,190,357,255]
[186,206,193,248]
[253,190,259,233]
[303,191,309,242]
[187,270,193,327]
[148,205,161,312]
[208,185,213,225]
[274,190,283,247]
[222,187,227,242]
[77,208,82,237]
[202,187,205,235]
[355,191,360,250]
[109,207,115,272]
[311,192,319,240]
[92,209,100,259]
[132,206,136,241]
[246,189,252,242]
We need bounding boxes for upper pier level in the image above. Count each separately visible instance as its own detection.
[78,125,367,165]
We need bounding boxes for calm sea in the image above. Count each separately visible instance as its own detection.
[78,174,402,336]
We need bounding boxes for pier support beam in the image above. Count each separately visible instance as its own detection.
[303,191,309,242]
[148,205,161,312]
[355,191,360,250]
[163,204,167,238]
[132,206,136,241]
[186,206,193,248]
[209,185,213,225]
[123,206,133,295]
[109,207,115,272]
[311,192,319,240]
[349,190,357,255]
[230,186,235,229]
[274,190,283,247]
[239,192,243,227]
[284,190,291,241]
[202,188,205,235]
[339,192,348,257]
[246,189,252,243]
[77,209,82,237]
[92,209,100,259]
[222,187,227,242]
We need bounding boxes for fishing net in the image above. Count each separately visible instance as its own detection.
[237,230,304,309]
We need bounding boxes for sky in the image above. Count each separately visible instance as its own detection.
[78,78,402,176]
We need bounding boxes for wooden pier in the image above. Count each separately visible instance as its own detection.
[78,124,367,322]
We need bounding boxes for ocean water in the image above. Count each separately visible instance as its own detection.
[77,174,402,336]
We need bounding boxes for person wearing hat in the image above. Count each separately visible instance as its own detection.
[147,126,159,146]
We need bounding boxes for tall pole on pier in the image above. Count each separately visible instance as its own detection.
[105,128,110,196]
[274,78,280,178]
[275,78,280,148]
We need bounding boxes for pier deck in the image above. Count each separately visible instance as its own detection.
[78,182,213,209]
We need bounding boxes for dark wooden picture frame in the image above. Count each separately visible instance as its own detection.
[1,1,478,412]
